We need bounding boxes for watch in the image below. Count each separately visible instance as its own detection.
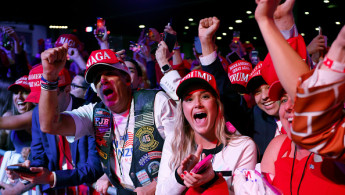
[161,64,172,74]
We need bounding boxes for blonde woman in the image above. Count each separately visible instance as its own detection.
[156,69,257,195]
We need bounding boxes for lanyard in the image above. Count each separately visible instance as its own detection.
[113,107,131,176]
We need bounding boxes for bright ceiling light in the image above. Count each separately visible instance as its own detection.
[139,25,145,28]
[235,20,243,24]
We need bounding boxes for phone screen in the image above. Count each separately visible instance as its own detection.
[163,32,177,53]
[96,17,105,37]
[227,52,242,64]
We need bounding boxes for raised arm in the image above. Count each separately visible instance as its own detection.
[254,0,309,101]
[39,43,76,136]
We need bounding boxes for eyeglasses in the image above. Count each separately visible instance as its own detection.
[71,83,87,89]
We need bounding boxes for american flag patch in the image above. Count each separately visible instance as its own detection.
[123,132,134,148]
[135,112,154,128]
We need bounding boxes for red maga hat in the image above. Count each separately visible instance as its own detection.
[228,59,252,93]
[25,65,72,103]
[176,70,219,99]
[8,75,30,92]
[84,49,130,84]
[54,34,80,48]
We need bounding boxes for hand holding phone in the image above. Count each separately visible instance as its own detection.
[7,165,37,175]
[163,32,177,53]
[190,154,213,174]
[96,17,106,37]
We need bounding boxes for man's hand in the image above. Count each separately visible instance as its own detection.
[307,35,327,55]
[19,166,54,186]
[155,41,171,68]
[134,180,157,195]
[6,160,30,182]
[198,17,220,43]
[94,173,112,195]
[41,43,68,81]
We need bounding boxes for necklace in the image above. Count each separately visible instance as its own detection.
[290,145,312,195]
[113,106,131,176]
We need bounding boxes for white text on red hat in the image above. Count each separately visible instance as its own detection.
[86,51,111,68]
[59,37,76,48]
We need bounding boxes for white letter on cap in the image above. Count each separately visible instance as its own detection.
[95,52,103,61]
[103,51,111,60]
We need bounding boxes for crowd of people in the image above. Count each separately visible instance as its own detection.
[0,0,344,194]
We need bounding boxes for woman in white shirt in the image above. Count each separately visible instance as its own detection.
[156,69,257,195]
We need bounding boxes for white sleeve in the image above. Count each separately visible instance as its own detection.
[156,135,186,195]
[64,102,95,142]
[199,51,218,66]
[160,70,181,101]
[235,138,257,170]
[154,91,177,139]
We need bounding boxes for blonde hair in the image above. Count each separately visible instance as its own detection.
[169,97,236,170]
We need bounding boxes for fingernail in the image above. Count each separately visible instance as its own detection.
[180,174,184,178]
[183,171,187,174]
[189,172,193,175]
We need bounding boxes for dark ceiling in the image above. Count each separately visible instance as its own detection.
[1,0,344,57]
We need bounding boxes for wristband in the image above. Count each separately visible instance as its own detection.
[175,168,185,186]
[41,76,59,85]
[323,57,345,73]
[41,76,59,91]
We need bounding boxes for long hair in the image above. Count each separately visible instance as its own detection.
[169,96,235,170]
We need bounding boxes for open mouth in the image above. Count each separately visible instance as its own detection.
[193,112,207,124]
[102,88,113,97]
[288,117,293,123]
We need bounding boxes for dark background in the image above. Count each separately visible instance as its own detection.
[1,0,344,59]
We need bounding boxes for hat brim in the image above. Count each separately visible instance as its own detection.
[85,63,129,84]
[24,91,40,104]
[268,81,285,101]
[176,78,219,99]
[246,76,266,93]
[8,84,30,92]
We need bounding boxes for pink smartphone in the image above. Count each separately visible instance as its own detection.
[190,154,213,174]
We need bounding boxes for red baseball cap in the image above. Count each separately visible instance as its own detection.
[84,49,130,84]
[8,75,30,92]
[176,70,219,99]
[54,34,80,48]
[227,60,252,93]
[245,61,266,93]
[25,65,72,103]
[262,34,307,101]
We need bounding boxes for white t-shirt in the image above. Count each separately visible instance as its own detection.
[64,91,177,189]
[156,135,257,195]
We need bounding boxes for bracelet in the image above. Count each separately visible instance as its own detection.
[41,83,58,91]
[323,57,345,73]
[41,76,59,91]
[41,76,59,85]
